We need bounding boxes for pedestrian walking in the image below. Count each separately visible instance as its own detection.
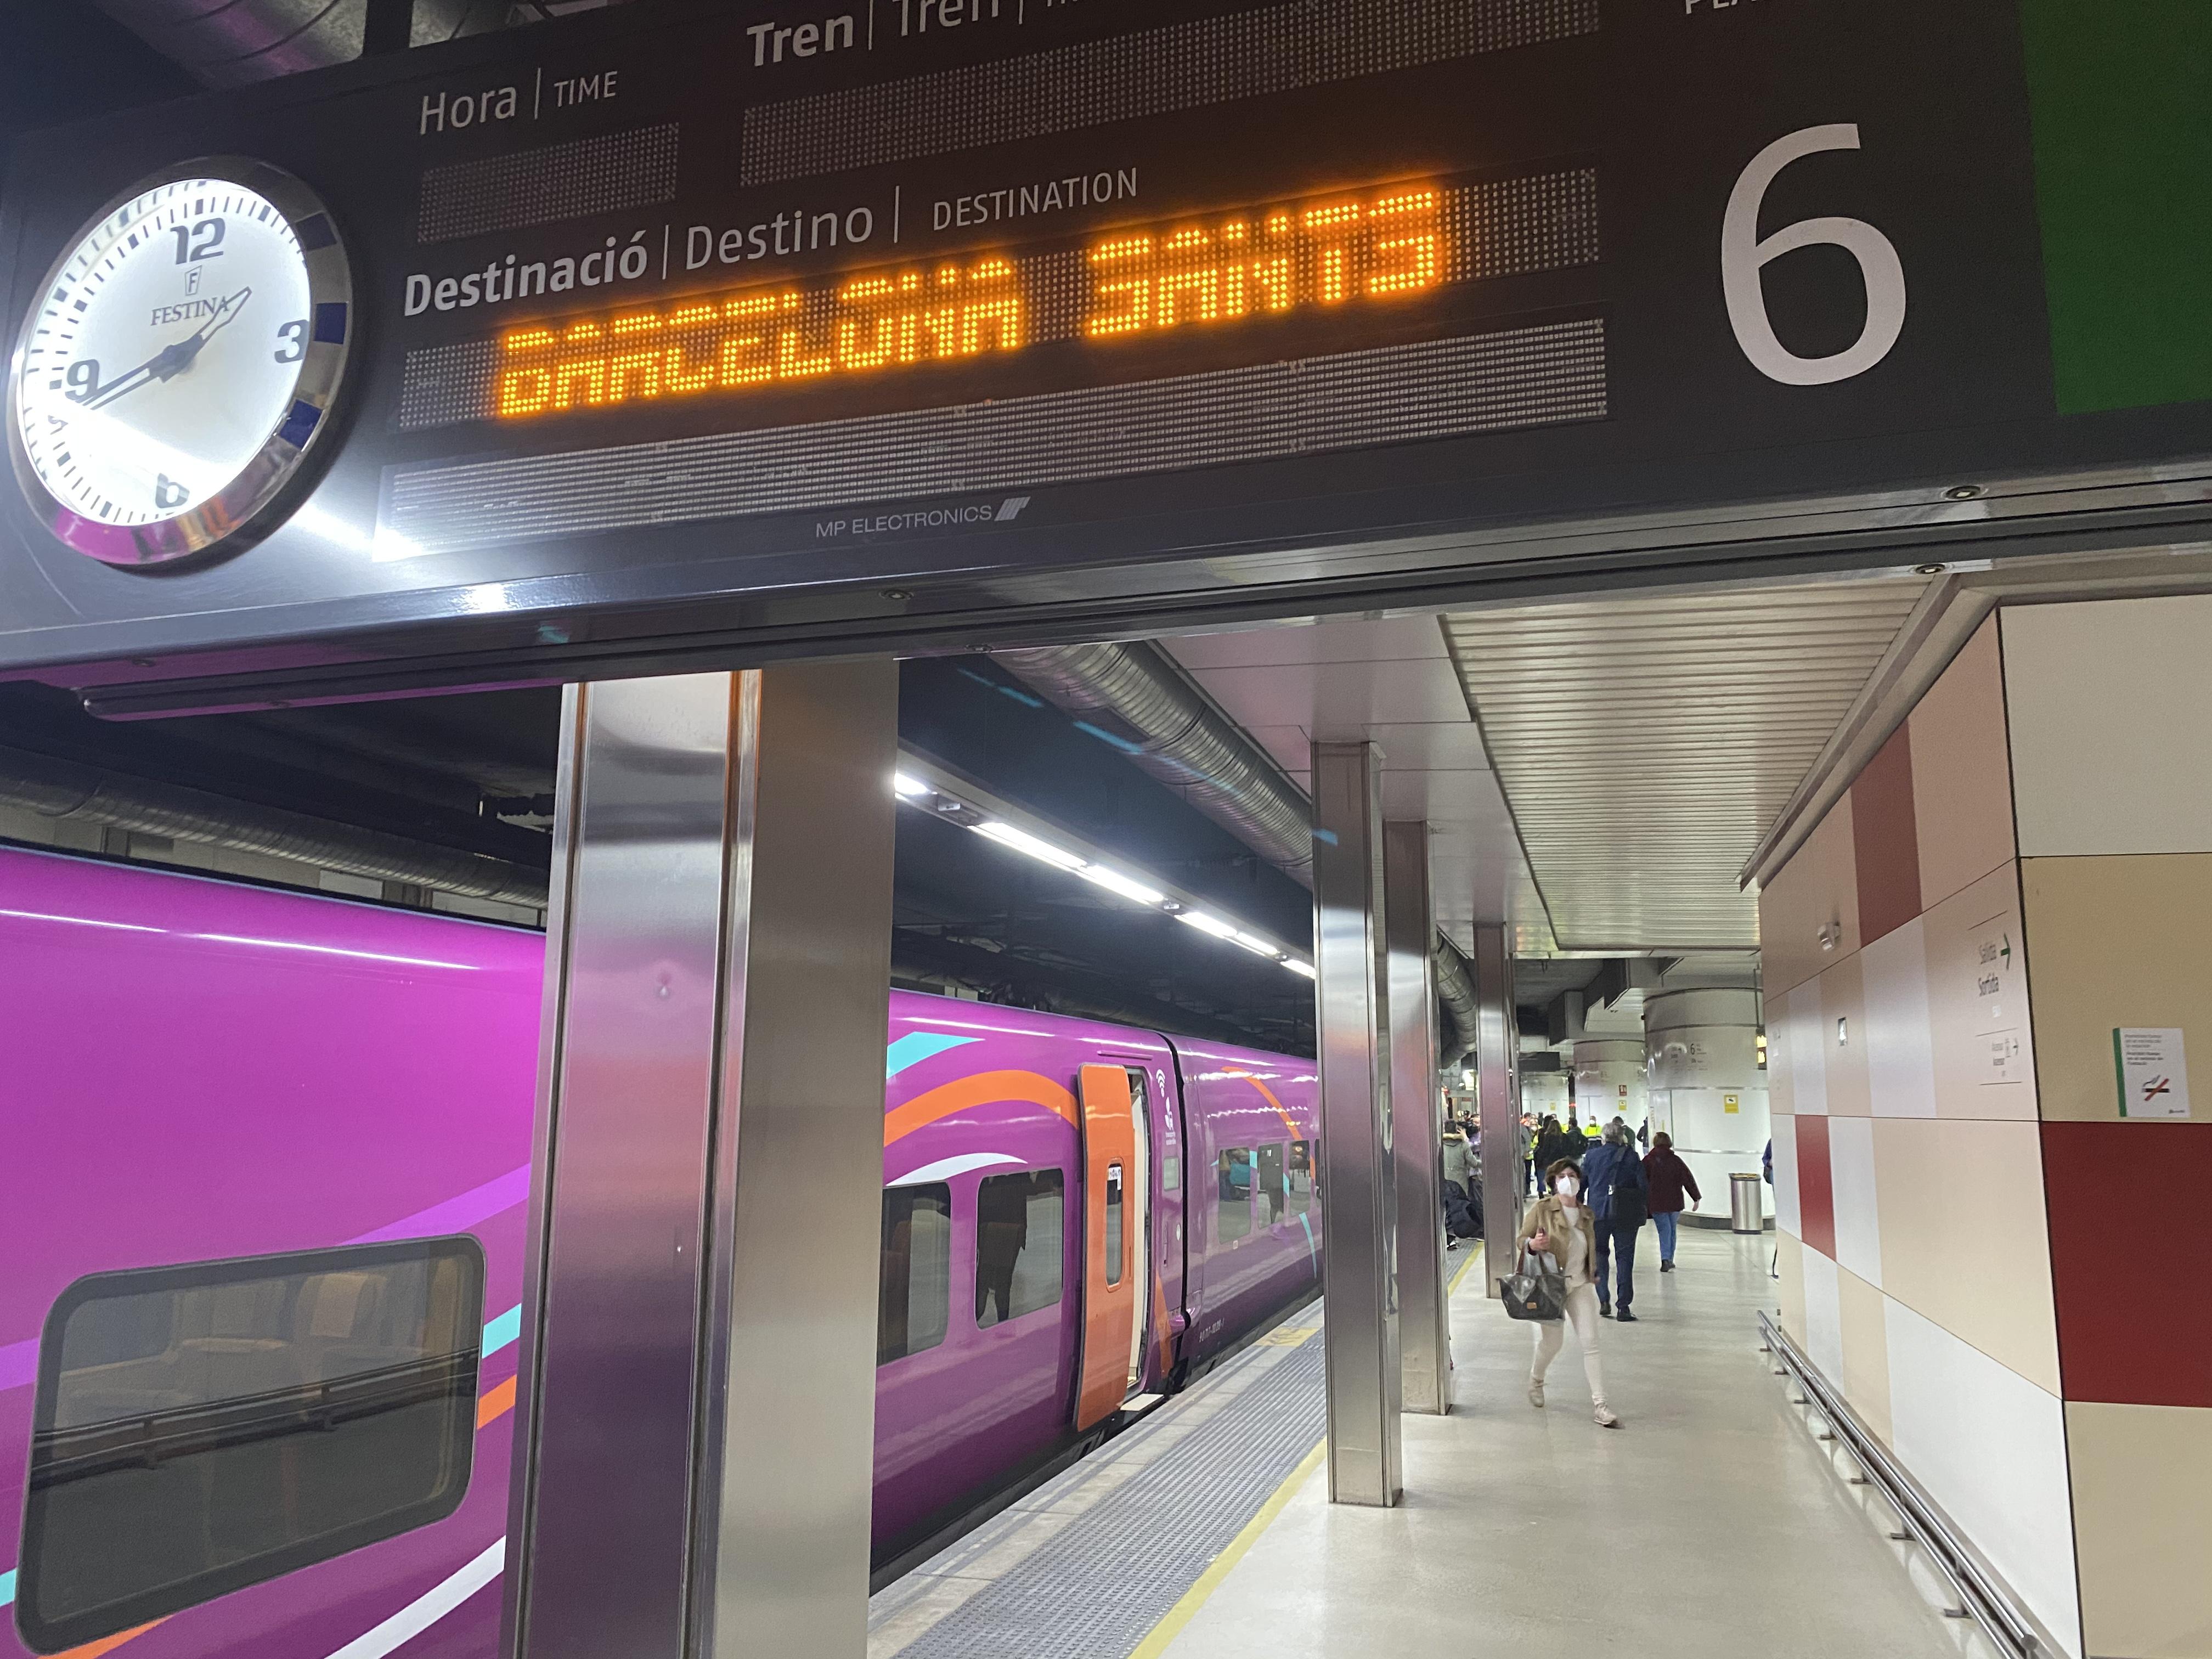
[1517,1113,1536,1196]
[1641,1131,1701,1272]
[1517,1158,1619,1428]
[1578,1123,1650,1320]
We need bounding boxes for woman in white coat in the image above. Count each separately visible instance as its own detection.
[1516,1157,1620,1428]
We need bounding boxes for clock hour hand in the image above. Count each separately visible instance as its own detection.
[82,286,253,411]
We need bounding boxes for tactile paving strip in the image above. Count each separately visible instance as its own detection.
[868,1330,1326,1659]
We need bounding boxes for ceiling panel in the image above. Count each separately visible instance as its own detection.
[1442,576,1929,951]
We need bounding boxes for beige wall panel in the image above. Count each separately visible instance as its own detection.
[1769,998,1796,1116]
[2069,1400,2212,1659]
[1925,862,2038,1121]
[1760,793,1860,999]
[2025,853,2212,1124]
[2005,595,2212,857]
[1776,1228,1804,1346]
[1836,1266,1893,1446]
[1909,616,2017,909]
[1822,951,1871,1116]
[1873,1116,2058,1395]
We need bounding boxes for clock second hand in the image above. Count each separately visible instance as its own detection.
[82,286,254,412]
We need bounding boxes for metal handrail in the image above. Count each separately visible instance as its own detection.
[1756,1311,2047,1659]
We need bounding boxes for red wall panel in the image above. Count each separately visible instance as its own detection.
[2045,1120,2212,1407]
[1796,1113,1836,1260]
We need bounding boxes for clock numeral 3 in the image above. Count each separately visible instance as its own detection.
[170,217,226,265]
[154,475,188,510]
[275,320,308,364]
[64,360,99,403]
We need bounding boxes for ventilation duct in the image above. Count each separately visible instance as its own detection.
[994,640,1483,1065]
[0,743,549,907]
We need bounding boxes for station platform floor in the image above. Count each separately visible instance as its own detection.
[868,1227,2004,1659]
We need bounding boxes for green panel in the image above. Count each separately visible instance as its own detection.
[2021,0,2212,414]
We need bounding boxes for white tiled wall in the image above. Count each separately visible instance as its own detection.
[1884,1298,2080,1657]
[1786,979,1829,1115]
[1769,1114,1801,1235]
[1862,915,1938,1118]
[1826,1115,1882,1288]
[1801,1245,1844,1384]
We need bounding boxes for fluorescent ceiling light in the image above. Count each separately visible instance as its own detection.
[892,773,930,798]
[1284,959,1317,979]
[1228,930,1283,958]
[1075,864,1165,906]
[1174,910,1239,940]
[972,820,1087,871]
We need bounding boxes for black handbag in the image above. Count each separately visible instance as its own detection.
[1503,1246,1566,1322]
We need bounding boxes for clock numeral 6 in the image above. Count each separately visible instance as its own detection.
[64,360,99,403]
[170,217,226,265]
[274,320,309,364]
[154,475,188,509]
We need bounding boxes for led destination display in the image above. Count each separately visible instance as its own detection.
[0,0,2203,702]
[490,182,1448,419]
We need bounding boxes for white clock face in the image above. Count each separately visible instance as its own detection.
[12,177,319,534]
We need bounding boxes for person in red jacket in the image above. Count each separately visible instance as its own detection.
[1642,1132,1702,1272]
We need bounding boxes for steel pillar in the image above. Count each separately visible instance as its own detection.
[1384,821,1449,1415]
[1310,741,1402,1507]
[1472,924,1521,1296]
[504,664,896,1659]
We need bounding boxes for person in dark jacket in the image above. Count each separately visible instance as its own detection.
[1577,1124,1650,1319]
[1641,1131,1702,1273]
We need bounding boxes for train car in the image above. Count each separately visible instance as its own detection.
[0,848,1319,1659]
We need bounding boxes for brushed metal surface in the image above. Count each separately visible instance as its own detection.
[1384,821,1449,1416]
[511,673,732,1659]
[698,661,895,1659]
[1472,925,1521,1297]
[507,665,894,1659]
[1311,741,1401,1507]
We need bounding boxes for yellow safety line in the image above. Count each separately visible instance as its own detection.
[1126,1242,1485,1658]
[1127,1438,1328,1659]
[1449,1239,1485,1294]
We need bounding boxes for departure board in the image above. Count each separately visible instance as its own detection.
[0,0,2205,702]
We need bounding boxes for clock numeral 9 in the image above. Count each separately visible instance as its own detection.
[274,320,308,364]
[170,217,225,264]
[64,360,99,403]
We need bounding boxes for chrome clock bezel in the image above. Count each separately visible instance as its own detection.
[5,156,354,568]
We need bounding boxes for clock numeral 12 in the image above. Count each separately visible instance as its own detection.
[170,217,225,264]
[154,475,188,509]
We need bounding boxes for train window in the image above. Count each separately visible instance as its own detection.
[1104,1165,1125,1286]
[975,1169,1065,1327]
[1216,1148,1254,1243]
[16,1238,483,1655]
[1256,1144,1287,1226]
[880,1184,952,1364]
[1286,1140,1315,1220]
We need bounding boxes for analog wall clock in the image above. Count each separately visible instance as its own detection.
[7,159,353,567]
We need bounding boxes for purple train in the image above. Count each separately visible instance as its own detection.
[0,845,1320,1659]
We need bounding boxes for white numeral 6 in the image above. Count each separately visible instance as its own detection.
[1722,123,1907,386]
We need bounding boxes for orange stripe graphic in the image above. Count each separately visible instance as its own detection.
[477,1375,517,1429]
[884,1070,1077,1146]
[54,1621,163,1659]
[1224,1070,1301,1136]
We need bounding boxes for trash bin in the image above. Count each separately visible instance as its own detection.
[1730,1172,1764,1234]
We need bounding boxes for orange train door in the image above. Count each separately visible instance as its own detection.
[1075,1063,1137,1430]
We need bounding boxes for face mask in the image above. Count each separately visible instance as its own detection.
[1555,1176,1579,1200]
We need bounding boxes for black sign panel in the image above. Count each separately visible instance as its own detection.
[1,0,2207,702]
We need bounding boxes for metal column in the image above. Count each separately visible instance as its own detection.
[1310,741,1401,1506]
[1472,924,1520,1296]
[1384,821,1449,1415]
[503,663,898,1659]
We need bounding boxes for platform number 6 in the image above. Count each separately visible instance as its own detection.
[1722,124,1907,386]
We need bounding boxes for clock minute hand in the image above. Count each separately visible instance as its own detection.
[83,286,253,411]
